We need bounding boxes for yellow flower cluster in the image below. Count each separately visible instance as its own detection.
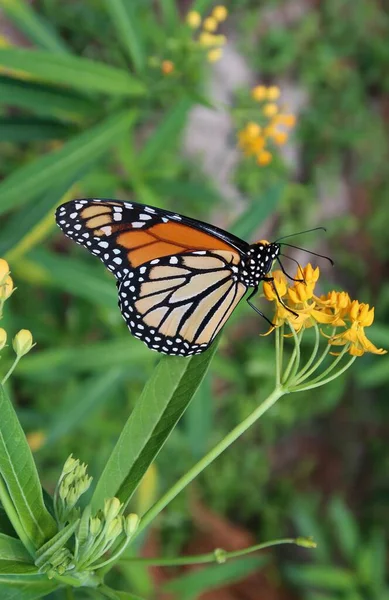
[186,5,228,63]
[238,85,296,166]
[263,263,386,357]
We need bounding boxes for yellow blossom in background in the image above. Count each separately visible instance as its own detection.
[207,48,223,62]
[203,16,218,32]
[238,84,296,166]
[27,430,46,452]
[252,85,267,101]
[267,85,281,100]
[186,10,201,28]
[257,150,272,165]
[263,103,278,118]
[0,259,9,283]
[161,60,174,75]
[0,276,13,301]
[212,5,228,21]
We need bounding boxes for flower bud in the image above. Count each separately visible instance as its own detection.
[212,5,228,21]
[105,517,123,541]
[124,513,140,537]
[0,259,10,284]
[89,516,102,537]
[0,328,7,351]
[13,329,34,357]
[103,497,122,523]
[63,454,78,475]
[0,276,13,300]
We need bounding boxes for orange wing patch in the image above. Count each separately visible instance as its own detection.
[118,222,240,268]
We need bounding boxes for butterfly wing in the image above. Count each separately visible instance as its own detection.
[118,250,247,355]
[56,198,249,356]
[55,198,249,280]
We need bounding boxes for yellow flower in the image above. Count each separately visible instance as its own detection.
[257,150,272,165]
[251,85,267,101]
[263,270,287,302]
[263,103,278,118]
[161,60,174,75]
[245,122,261,137]
[273,131,288,145]
[198,32,217,47]
[13,329,35,357]
[212,5,228,21]
[0,328,7,350]
[267,86,280,100]
[207,48,222,62]
[186,10,201,28]
[278,114,296,128]
[203,16,218,32]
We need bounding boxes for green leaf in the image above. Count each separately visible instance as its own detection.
[1,176,80,258]
[0,387,57,551]
[0,117,73,143]
[191,0,214,14]
[2,0,70,53]
[183,374,213,458]
[35,519,79,568]
[328,497,359,563]
[44,368,128,447]
[0,109,137,216]
[26,249,117,308]
[159,0,180,29]
[0,76,96,119]
[0,534,32,563]
[232,183,285,240]
[15,338,152,382]
[163,556,267,599]
[139,98,193,168]
[91,345,217,512]
[284,564,356,591]
[0,49,146,96]
[0,567,58,599]
[104,0,146,73]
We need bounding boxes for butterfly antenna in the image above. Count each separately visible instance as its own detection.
[280,243,334,266]
[275,227,327,243]
[278,255,306,283]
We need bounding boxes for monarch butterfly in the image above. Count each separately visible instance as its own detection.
[56,199,316,357]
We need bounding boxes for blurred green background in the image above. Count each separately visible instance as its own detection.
[0,0,388,598]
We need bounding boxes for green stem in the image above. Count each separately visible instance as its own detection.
[275,326,282,386]
[0,474,36,557]
[134,386,285,539]
[1,355,21,385]
[290,356,356,392]
[287,326,302,384]
[295,323,320,379]
[290,328,335,387]
[282,327,300,384]
[293,344,349,389]
[122,537,301,567]
[86,534,132,571]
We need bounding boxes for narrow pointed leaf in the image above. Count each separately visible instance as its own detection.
[0,76,96,119]
[0,117,72,142]
[0,49,146,96]
[91,346,217,512]
[0,387,57,550]
[104,0,146,72]
[0,109,137,216]
[0,568,58,599]
[2,0,70,53]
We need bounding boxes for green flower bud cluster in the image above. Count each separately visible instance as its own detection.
[74,498,139,572]
[54,455,92,527]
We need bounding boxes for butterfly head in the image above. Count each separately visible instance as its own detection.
[246,240,281,286]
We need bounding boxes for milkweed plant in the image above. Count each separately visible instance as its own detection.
[0,250,385,599]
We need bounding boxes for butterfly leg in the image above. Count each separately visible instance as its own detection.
[246,287,275,327]
[262,276,299,318]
